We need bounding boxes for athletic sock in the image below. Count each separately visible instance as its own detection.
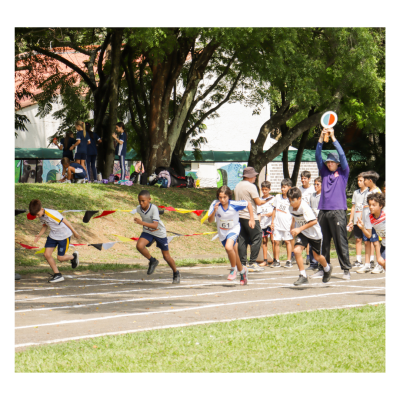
[264,259,268,262]
[370,255,375,262]
[231,266,237,271]
[323,264,330,272]
[300,270,307,277]
[240,266,246,275]
[356,255,362,263]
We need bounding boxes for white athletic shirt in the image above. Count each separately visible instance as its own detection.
[299,185,315,205]
[289,200,322,240]
[309,192,321,217]
[364,210,386,247]
[208,200,247,241]
[352,188,369,225]
[257,195,275,229]
[362,187,382,223]
[272,195,292,232]
[39,209,72,241]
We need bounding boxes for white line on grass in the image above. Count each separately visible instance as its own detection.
[14,301,386,349]
[15,276,385,302]
[15,288,385,330]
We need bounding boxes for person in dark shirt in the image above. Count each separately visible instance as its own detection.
[70,120,91,171]
[113,122,127,180]
[85,122,102,182]
[55,131,76,162]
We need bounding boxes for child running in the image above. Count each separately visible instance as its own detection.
[356,192,386,271]
[29,199,79,283]
[208,185,254,285]
[357,171,382,274]
[287,188,333,286]
[256,181,275,267]
[299,171,316,265]
[271,178,293,268]
[59,157,87,183]
[134,190,180,283]
[347,173,368,269]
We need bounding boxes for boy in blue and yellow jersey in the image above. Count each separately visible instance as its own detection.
[29,199,80,283]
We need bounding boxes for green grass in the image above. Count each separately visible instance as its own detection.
[15,304,385,373]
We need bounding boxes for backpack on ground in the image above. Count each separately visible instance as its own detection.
[139,172,148,185]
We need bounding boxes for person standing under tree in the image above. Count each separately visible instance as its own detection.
[316,127,352,280]
[85,122,102,182]
[113,122,127,180]
[234,167,267,272]
[70,120,90,171]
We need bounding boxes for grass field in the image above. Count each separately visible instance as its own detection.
[15,184,359,273]
[15,304,385,373]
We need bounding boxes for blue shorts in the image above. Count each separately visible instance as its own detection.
[221,232,238,248]
[363,227,379,242]
[75,152,86,161]
[140,232,169,251]
[262,226,272,237]
[45,236,71,256]
[381,245,386,260]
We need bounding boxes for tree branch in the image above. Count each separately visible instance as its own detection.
[98,31,112,85]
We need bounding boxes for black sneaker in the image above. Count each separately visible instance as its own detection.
[353,260,362,268]
[71,251,79,269]
[173,270,180,284]
[322,265,333,283]
[291,255,297,264]
[15,273,21,280]
[294,275,309,286]
[272,260,281,268]
[147,258,159,275]
[48,273,64,283]
[306,255,310,265]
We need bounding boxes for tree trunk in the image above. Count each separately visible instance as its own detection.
[282,147,290,179]
[104,29,123,178]
[290,127,310,185]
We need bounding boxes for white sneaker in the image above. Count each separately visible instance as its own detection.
[371,264,384,274]
[61,180,71,184]
[310,269,324,278]
[356,265,371,274]
[343,270,351,280]
[76,179,85,184]
[248,263,265,272]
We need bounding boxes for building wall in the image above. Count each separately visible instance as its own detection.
[267,162,320,192]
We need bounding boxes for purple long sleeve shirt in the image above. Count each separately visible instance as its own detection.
[316,140,349,211]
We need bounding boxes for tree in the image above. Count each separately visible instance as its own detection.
[245,28,383,173]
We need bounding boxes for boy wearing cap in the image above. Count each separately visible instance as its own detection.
[234,167,267,272]
[316,127,352,280]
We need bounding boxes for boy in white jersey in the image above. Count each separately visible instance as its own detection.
[287,188,333,286]
[357,192,386,271]
[208,185,254,285]
[308,176,323,275]
[357,171,382,274]
[29,199,80,283]
[347,173,368,268]
[299,170,316,265]
[271,178,293,268]
[134,190,180,283]
[257,181,275,267]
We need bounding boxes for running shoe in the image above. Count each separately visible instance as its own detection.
[370,260,376,270]
[147,258,159,275]
[306,255,310,265]
[306,265,319,271]
[353,260,362,268]
[322,265,333,283]
[71,251,79,269]
[371,264,384,274]
[272,260,281,268]
[48,273,64,283]
[76,179,85,184]
[15,273,21,280]
[240,267,248,285]
[227,268,237,281]
[343,270,351,280]
[294,275,309,286]
[283,260,293,268]
[356,265,371,274]
[310,269,324,278]
[61,180,71,184]
[248,263,264,272]
[291,255,297,264]
[172,270,181,283]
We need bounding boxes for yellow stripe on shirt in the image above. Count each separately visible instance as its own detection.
[45,210,61,224]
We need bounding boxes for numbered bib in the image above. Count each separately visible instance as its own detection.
[355,203,363,212]
[220,219,234,230]
[375,229,385,239]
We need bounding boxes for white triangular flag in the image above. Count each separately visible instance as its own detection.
[102,242,116,250]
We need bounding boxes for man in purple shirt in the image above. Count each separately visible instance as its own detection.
[316,127,352,280]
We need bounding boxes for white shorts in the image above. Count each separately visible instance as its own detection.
[273,229,293,241]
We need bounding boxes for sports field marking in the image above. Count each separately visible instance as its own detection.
[15,301,386,349]
[15,278,386,314]
[15,288,385,330]
[15,276,385,302]
[15,282,127,292]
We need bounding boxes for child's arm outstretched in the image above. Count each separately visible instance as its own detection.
[34,224,47,242]
[62,218,80,239]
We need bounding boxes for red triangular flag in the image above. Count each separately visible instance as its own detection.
[18,242,39,249]
[93,211,116,219]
